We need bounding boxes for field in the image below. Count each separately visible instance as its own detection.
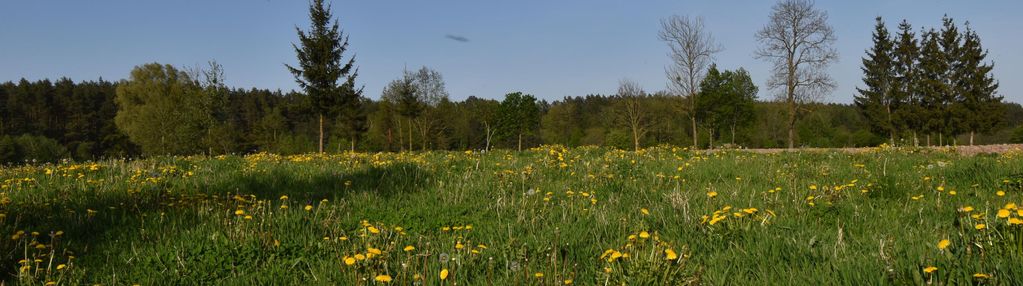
[2,145,1023,285]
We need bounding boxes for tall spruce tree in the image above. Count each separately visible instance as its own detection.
[956,24,1002,145]
[286,0,361,153]
[917,29,946,146]
[937,16,962,145]
[855,17,900,144]
[892,20,922,146]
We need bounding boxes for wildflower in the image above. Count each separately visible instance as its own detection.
[564,279,573,284]
[973,273,991,279]
[368,248,382,255]
[1006,203,1018,210]
[639,231,650,239]
[535,272,544,278]
[304,205,313,211]
[960,206,975,212]
[923,266,937,273]
[936,186,945,192]
[1009,218,1022,225]
[809,185,818,190]
[404,245,415,252]
[440,268,449,280]
[456,242,465,249]
[998,209,1011,218]
[975,224,986,230]
[57,264,66,270]
[235,209,247,216]
[665,249,678,260]
[997,191,1005,197]
[937,239,950,250]
[344,256,356,265]
[354,254,366,260]
[641,208,650,215]
[707,191,718,198]
[279,195,288,200]
[368,226,381,234]
[375,274,393,282]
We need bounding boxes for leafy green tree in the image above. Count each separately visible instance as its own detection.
[497,92,540,151]
[855,17,901,144]
[698,65,758,147]
[286,0,361,153]
[114,63,205,155]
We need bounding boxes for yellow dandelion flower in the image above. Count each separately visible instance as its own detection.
[998,209,1011,218]
[354,254,366,260]
[564,279,573,284]
[973,273,990,279]
[960,206,975,212]
[936,186,944,192]
[937,239,950,250]
[403,245,415,252]
[997,191,1005,197]
[368,226,380,234]
[440,268,449,280]
[975,224,986,230]
[57,264,66,270]
[535,272,544,278]
[1008,218,1023,225]
[665,249,678,260]
[304,205,313,211]
[923,266,937,273]
[344,256,356,265]
[368,248,382,255]
[375,274,393,282]
[641,208,649,215]
[639,231,650,239]
[707,191,718,198]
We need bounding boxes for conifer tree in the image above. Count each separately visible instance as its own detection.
[855,17,900,144]
[286,0,361,153]
[956,24,1002,145]
[893,20,922,146]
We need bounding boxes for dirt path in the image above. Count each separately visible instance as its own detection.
[738,144,1023,156]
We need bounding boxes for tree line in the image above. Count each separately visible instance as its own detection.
[855,16,1003,146]
[2,0,1022,163]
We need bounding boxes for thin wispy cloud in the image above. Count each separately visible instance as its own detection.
[445,34,469,43]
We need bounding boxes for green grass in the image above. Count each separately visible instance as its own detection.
[2,146,1023,285]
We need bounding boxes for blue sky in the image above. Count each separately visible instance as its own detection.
[2,1,1021,104]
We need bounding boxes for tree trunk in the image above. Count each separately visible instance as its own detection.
[787,102,796,149]
[517,133,523,152]
[408,119,414,151]
[632,126,640,152]
[730,122,736,145]
[691,116,698,149]
[318,114,324,153]
[484,121,492,151]
[708,128,715,150]
[926,134,931,147]
[969,130,975,146]
[913,131,918,147]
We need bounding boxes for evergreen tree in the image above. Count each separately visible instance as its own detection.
[286,0,361,153]
[956,24,1002,145]
[855,17,900,144]
[917,29,947,146]
[892,20,922,146]
[937,16,962,144]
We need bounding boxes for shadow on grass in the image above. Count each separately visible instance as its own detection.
[0,162,432,282]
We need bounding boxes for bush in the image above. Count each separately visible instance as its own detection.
[1011,125,1023,144]
[0,136,23,164]
[0,135,68,164]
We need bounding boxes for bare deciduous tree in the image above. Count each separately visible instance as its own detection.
[614,79,649,151]
[755,0,838,149]
[660,15,721,149]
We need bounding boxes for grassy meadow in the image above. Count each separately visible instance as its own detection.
[2,145,1023,285]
